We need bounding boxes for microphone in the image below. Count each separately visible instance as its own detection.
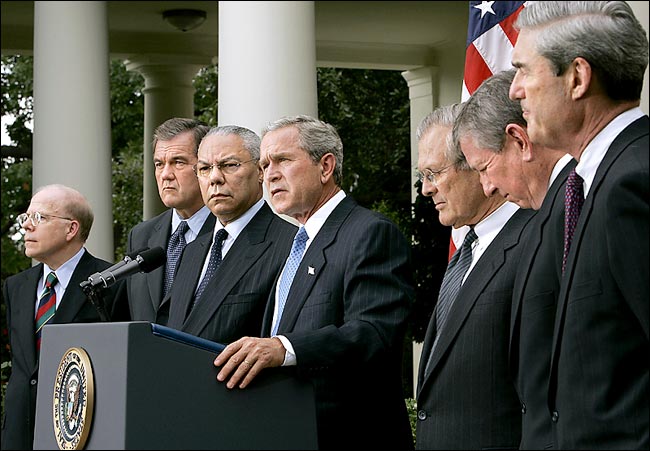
[84,247,166,289]
[85,247,149,288]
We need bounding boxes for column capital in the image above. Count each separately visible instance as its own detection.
[125,54,212,90]
[401,66,438,100]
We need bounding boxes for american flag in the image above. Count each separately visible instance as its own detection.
[449,1,526,259]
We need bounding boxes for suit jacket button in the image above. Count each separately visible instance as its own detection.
[551,411,559,422]
[417,410,427,421]
[521,403,526,414]
[30,379,37,386]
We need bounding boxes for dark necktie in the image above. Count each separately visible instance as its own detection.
[192,228,229,307]
[163,221,189,297]
[35,271,58,351]
[425,227,477,373]
[562,169,584,273]
[272,226,309,336]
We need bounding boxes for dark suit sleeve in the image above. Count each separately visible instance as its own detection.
[607,166,649,338]
[287,216,414,367]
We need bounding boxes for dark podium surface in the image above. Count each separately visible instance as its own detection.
[33,321,318,450]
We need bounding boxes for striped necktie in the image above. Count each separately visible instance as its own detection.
[35,271,58,351]
[164,220,189,297]
[425,227,477,374]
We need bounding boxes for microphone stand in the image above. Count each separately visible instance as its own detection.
[80,280,110,322]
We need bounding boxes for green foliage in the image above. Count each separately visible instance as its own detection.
[317,68,412,229]
[406,397,418,446]
[111,143,143,259]
[1,56,451,423]
[0,158,32,279]
[110,60,144,156]
[1,55,34,148]
[109,60,145,258]
[193,64,218,125]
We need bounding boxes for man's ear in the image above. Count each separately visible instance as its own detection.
[506,123,533,162]
[569,56,592,100]
[319,153,336,184]
[66,220,80,242]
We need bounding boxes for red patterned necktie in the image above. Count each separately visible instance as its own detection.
[563,169,584,273]
[35,271,58,351]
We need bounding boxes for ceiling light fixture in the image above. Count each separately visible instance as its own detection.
[162,9,207,32]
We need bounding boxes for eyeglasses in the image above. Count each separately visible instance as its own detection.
[193,159,258,178]
[417,164,453,186]
[16,211,74,228]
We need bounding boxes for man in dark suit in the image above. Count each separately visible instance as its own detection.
[454,69,573,449]
[1,184,128,450]
[213,115,414,450]
[511,2,648,448]
[156,125,296,344]
[127,117,215,322]
[415,104,534,450]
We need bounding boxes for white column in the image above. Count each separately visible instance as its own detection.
[125,55,210,219]
[218,1,317,134]
[402,67,439,203]
[32,1,113,261]
[402,66,439,398]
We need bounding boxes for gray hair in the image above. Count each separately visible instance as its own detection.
[203,125,261,160]
[152,117,210,156]
[34,184,94,242]
[416,103,469,170]
[515,1,648,101]
[262,115,344,186]
[452,69,525,155]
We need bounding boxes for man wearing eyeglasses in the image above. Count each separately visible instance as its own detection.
[2,184,128,450]
[156,125,297,345]
[126,118,216,322]
[414,104,534,450]
[212,116,415,450]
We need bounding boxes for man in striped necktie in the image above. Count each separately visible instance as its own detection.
[2,184,128,450]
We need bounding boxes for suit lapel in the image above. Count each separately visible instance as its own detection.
[53,250,96,324]
[184,205,274,334]
[17,265,43,373]
[417,308,438,396]
[551,116,649,378]
[147,211,172,311]
[421,209,533,390]
[164,232,212,329]
[508,159,575,363]
[276,196,355,334]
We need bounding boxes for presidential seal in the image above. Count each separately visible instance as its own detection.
[53,347,94,450]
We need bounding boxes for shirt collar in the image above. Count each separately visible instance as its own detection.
[171,205,211,236]
[43,247,86,291]
[549,154,574,189]
[218,198,265,242]
[576,107,644,196]
[302,190,346,244]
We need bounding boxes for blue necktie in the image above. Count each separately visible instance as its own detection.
[163,221,189,297]
[272,227,309,336]
[192,228,228,307]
